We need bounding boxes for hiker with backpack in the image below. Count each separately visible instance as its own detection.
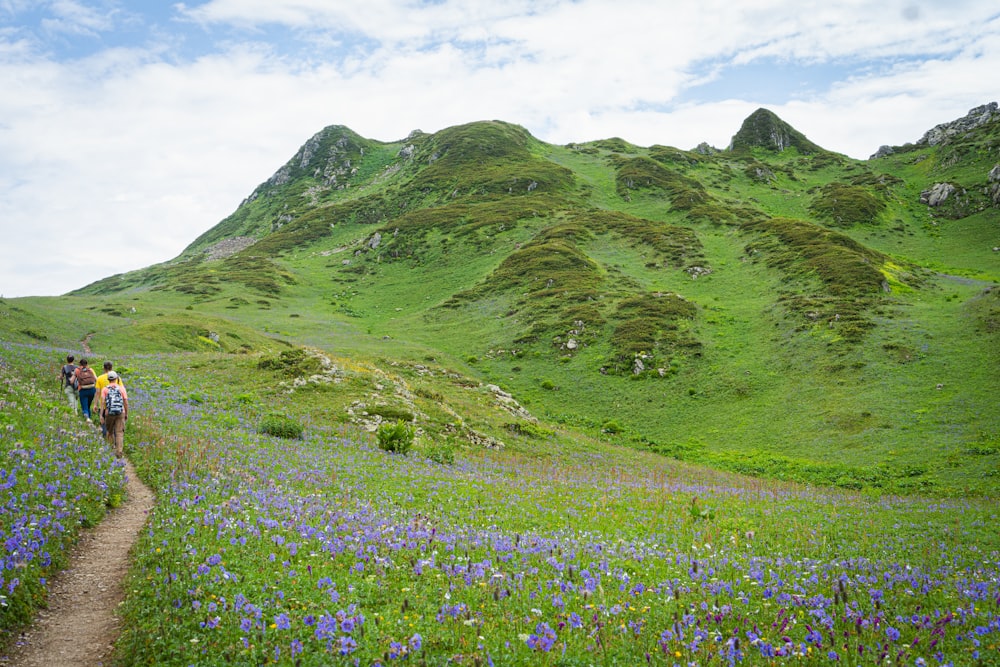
[72,358,98,421]
[100,371,128,458]
[95,361,126,436]
[59,354,78,411]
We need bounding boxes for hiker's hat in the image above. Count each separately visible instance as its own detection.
[107,371,118,380]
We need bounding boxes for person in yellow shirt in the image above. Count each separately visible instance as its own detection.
[96,361,126,436]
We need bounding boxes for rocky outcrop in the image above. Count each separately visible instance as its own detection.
[486,384,535,421]
[205,236,257,260]
[919,165,1000,214]
[244,125,369,205]
[918,103,999,147]
[870,102,999,159]
[920,182,958,207]
[988,165,1000,206]
[871,145,895,159]
[748,165,776,183]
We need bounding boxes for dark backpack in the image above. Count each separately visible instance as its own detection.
[62,364,77,387]
[105,384,125,415]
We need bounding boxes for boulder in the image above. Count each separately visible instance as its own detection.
[749,166,776,183]
[871,145,895,159]
[920,183,957,207]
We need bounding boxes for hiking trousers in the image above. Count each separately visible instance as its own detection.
[105,412,126,457]
[78,386,96,419]
[63,384,78,411]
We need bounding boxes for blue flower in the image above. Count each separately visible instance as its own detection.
[527,622,557,652]
[337,636,357,656]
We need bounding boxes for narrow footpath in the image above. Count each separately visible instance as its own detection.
[1,458,154,667]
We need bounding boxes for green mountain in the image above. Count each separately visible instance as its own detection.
[728,107,824,154]
[11,106,1000,494]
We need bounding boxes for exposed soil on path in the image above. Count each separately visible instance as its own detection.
[1,458,154,667]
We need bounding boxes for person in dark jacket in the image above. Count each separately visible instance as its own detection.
[59,354,78,411]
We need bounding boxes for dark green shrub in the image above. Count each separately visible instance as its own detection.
[257,348,323,376]
[601,419,624,434]
[506,422,554,438]
[19,328,47,341]
[259,413,304,439]
[376,420,414,454]
[808,182,885,226]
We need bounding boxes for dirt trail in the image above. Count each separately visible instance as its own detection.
[1,458,154,667]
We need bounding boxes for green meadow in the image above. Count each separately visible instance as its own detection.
[1,110,998,664]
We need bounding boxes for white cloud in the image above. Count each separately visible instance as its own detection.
[42,0,116,35]
[0,0,998,297]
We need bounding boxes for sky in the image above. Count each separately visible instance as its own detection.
[1,1,998,298]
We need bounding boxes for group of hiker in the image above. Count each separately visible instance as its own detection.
[59,354,129,458]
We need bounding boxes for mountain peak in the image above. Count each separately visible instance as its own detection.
[728,108,823,154]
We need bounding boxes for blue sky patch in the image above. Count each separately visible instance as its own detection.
[679,58,861,105]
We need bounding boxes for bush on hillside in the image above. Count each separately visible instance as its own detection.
[602,419,624,434]
[257,348,323,376]
[809,182,885,226]
[259,413,304,439]
[377,420,414,454]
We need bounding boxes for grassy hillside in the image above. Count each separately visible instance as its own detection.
[6,109,997,496]
[1,108,999,666]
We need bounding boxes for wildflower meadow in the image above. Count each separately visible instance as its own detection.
[2,344,998,665]
[120,357,999,666]
[0,345,126,629]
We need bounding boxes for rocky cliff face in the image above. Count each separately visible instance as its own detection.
[245,125,370,206]
[871,102,999,158]
[918,102,999,147]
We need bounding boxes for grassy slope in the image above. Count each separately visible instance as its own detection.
[10,118,999,496]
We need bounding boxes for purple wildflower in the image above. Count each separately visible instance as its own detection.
[527,622,557,652]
